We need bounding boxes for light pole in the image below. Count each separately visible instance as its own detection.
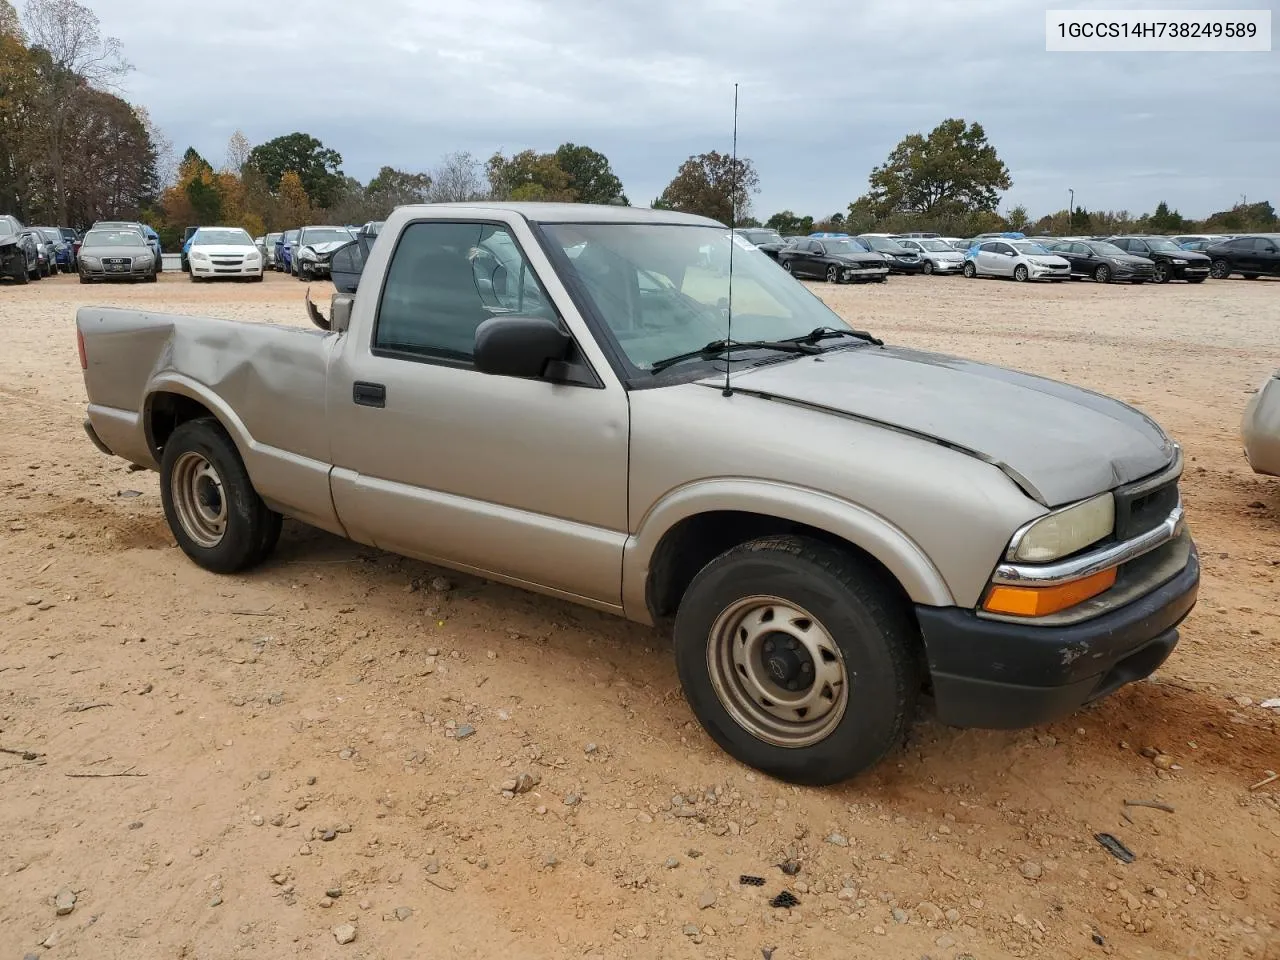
[1068,188,1074,231]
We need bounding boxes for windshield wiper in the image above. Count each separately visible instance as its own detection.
[649,338,821,373]
[787,325,883,347]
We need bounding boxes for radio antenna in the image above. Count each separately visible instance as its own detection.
[722,82,739,398]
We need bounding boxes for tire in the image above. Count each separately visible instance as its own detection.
[15,265,29,284]
[962,261,976,279]
[1153,262,1171,284]
[159,418,281,573]
[782,260,793,274]
[1094,264,1111,283]
[826,264,839,284]
[1187,277,1207,284]
[922,260,934,275]
[1131,279,1146,285]
[146,269,158,283]
[672,535,919,786]
[1210,259,1231,279]
[252,273,264,282]
[77,270,87,284]
[874,276,887,283]
[1013,264,1029,282]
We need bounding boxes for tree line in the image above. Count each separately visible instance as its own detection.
[2,2,1273,247]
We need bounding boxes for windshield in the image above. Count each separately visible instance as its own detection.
[919,239,953,252]
[1087,241,1128,257]
[193,228,253,246]
[300,228,353,246]
[861,236,907,253]
[83,230,145,247]
[1143,238,1182,253]
[822,239,869,256]
[542,223,862,373]
[265,233,282,243]
[1011,241,1051,255]
[284,230,298,242]
[33,228,60,242]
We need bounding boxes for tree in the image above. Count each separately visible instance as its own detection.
[654,150,759,224]
[427,150,485,203]
[364,165,431,217]
[0,0,23,38]
[1068,205,1092,231]
[245,131,342,207]
[1004,203,1030,231]
[855,118,1010,223]
[764,210,814,235]
[553,142,626,205]
[486,148,575,202]
[276,170,311,227]
[224,129,250,173]
[23,0,131,222]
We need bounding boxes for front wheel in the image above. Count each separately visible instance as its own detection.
[922,259,934,275]
[782,260,794,274]
[1210,259,1231,279]
[298,262,313,281]
[160,418,281,573]
[1094,264,1112,283]
[826,264,839,284]
[673,535,919,786]
[962,261,976,278]
[1153,262,1171,284]
[1013,264,1029,282]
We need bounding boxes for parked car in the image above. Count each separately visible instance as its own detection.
[895,237,965,275]
[75,201,1200,786]
[1171,234,1230,248]
[32,227,73,272]
[734,227,786,260]
[1243,371,1280,477]
[1204,234,1280,280]
[263,232,282,269]
[1041,239,1155,283]
[294,225,355,281]
[180,226,199,272]
[1106,236,1210,283]
[277,229,300,273]
[21,228,53,277]
[777,236,889,283]
[940,236,968,252]
[93,221,161,276]
[963,239,1071,282]
[187,226,265,282]
[0,214,39,283]
[857,235,925,274]
[77,226,157,283]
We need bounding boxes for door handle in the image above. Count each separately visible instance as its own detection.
[352,381,385,408]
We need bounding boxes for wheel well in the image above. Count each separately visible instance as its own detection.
[147,392,217,459]
[646,510,917,625]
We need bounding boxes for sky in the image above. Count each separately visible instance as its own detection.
[85,0,1279,221]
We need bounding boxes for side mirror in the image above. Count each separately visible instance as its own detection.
[474,315,571,379]
[329,240,365,294]
[331,294,354,334]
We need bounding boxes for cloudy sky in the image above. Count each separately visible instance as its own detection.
[87,0,1278,221]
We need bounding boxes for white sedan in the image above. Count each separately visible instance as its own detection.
[963,239,1071,282]
[188,226,265,282]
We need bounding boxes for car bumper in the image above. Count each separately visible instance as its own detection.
[916,546,1199,728]
[1173,264,1210,279]
[190,260,264,278]
[841,265,889,280]
[889,259,925,273]
[1029,265,1071,280]
[1243,376,1280,477]
[79,263,154,280]
[930,259,964,273]
[299,260,332,275]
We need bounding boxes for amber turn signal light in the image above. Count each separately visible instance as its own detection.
[982,567,1118,617]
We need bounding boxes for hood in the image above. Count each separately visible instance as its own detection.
[830,253,886,266]
[1105,253,1153,265]
[190,244,257,257]
[1028,253,1071,264]
[80,244,152,258]
[1165,249,1210,262]
[302,240,349,256]
[711,345,1175,507]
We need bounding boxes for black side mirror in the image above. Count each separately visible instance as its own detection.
[474,315,571,379]
[329,240,364,294]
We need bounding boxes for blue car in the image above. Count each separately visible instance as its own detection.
[32,227,73,272]
[277,229,299,274]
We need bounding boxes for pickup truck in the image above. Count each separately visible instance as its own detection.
[75,202,1200,785]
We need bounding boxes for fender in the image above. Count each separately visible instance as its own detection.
[145,373,254,461]
[622,477,955,624]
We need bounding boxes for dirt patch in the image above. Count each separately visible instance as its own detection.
[1,271,1278,960]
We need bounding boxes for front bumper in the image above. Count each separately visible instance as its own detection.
[917,546,1199,728]
[1029,264,1071,280]
[841,265,889,281]
[299,259,332,275]
[190,258,264,278]
[80,261,154,280]
[889,258,925,274]
[1172,262,1210,280]
[929,259,964,273]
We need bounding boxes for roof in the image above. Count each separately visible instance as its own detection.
[395,201,723,227]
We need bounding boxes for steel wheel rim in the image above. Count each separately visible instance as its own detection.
[707,595,849,748]
[171,451,227,548]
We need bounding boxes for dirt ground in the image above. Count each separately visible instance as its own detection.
[1,269,1278,960]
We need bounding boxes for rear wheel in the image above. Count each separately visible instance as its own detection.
[962,261,976,279]
[673,535,919,786]
[1013,264,1029,282]
[160,418,281,573]
[1210,259,1231,279]
[826,264,839,284]
[1094,264,1111,283]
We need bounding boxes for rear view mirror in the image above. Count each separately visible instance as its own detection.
[329,240,365,294]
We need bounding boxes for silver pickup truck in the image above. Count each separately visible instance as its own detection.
[76,202,1200,785]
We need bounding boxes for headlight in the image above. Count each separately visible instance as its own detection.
[136,254,153,264]
[190,251,208,261]
[300,248,316,260]
[1008,493,1115,563]
[1172,259,1186,265]
[246,250,260,260]
[80,256,99,266]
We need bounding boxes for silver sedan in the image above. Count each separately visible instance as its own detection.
[897,237,966,275]
[77,227,157,283]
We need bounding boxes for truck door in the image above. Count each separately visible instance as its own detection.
[326,216,630,609]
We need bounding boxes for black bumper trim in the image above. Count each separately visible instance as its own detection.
[917,549,1199,729]
[83,418,114,456]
